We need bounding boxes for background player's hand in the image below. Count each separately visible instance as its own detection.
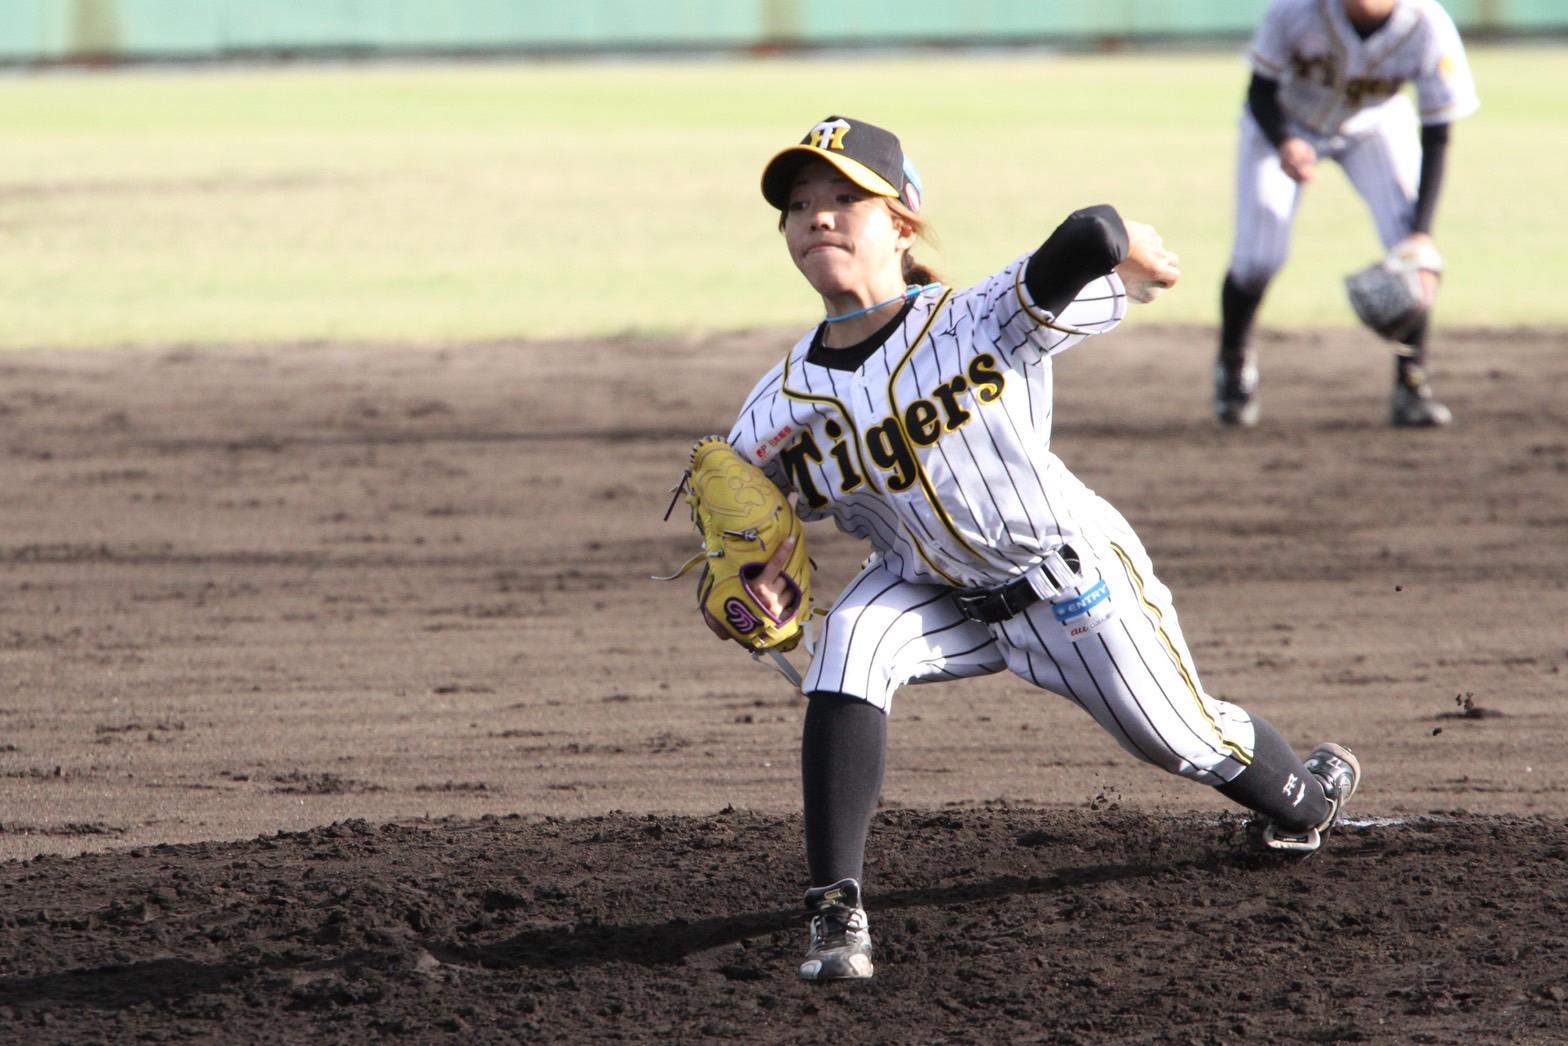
[1278,137,1318,183]
[700,535,799,642]
[1115,220,1180,303]
[1395,232,1441,304]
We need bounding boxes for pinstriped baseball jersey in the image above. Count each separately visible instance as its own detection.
[1251,0,1478,136]
[726,259,1127,590]
[719,220,1259,786]
[1225,0,1478,292]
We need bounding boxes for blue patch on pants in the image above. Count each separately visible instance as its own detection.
[1052,578,1109,623]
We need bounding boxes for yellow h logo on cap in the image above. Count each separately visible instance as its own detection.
[807,119,851,151]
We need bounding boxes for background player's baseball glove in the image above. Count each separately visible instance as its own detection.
[1344,237,1442,342]
[658,436,812,653]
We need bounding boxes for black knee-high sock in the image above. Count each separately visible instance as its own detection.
[1219,273,1267,366]
[1395,315,1429,385]
[1217,715,1331,832]
[801,692,887,889]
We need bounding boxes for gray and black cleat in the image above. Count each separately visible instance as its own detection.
[1390,380,1453,427]
[1213,359,1261,428]
[799,878,874,981]
[1260,742,1362,854]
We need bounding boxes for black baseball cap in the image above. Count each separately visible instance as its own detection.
[760,115,924,214]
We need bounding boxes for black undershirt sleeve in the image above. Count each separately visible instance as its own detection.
[1247,72,1289,147]
[1412,122,1450,236]
[1023,204,1129,318]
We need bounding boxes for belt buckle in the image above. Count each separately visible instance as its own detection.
[1000,578,1039,620]
[953,590,988,622]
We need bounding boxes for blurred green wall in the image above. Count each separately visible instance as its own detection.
[1,0,1564,62]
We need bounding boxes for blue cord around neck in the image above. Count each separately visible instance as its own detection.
[824,282,941,324]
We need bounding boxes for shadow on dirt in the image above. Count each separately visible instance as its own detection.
[439,850,1245,971]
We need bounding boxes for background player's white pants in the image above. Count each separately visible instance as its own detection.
[801,501,1257,786]
[1227,98,1422,291]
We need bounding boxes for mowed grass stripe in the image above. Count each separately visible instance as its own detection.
[0,47,1561,348]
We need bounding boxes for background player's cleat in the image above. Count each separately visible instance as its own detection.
[1213,360,1260,427]
[799,878,874,981]
[1390,381,1453,427]
[1260,742,1362,854]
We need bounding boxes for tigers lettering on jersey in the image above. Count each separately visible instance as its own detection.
[1344,74,1401,107]
[1251,0,1478,135]
[1288,49,1335,86]
[780,354,1006,510]
[728,260,1126,588]
[1287,49,1402,107]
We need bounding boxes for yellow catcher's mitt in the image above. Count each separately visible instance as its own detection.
[659,436,812,652]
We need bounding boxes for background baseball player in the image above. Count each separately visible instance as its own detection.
[1215,0,1479,427]
[711,115,1363,982]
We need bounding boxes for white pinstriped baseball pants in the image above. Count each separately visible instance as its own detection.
[800,502,1258,786]
[1226,97,1422,291]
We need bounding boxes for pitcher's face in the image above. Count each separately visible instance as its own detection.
[782,160,911,297]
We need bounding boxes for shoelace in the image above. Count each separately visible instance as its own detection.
[809,910,858,950]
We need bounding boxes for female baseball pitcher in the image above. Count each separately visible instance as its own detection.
[708,115,1362,982]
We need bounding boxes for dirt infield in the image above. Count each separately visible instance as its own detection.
[2,324,1566,1042]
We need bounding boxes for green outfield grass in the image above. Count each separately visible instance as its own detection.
[0,46,1562,349]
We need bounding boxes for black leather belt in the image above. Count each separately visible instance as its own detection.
[953,546,1079,625]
